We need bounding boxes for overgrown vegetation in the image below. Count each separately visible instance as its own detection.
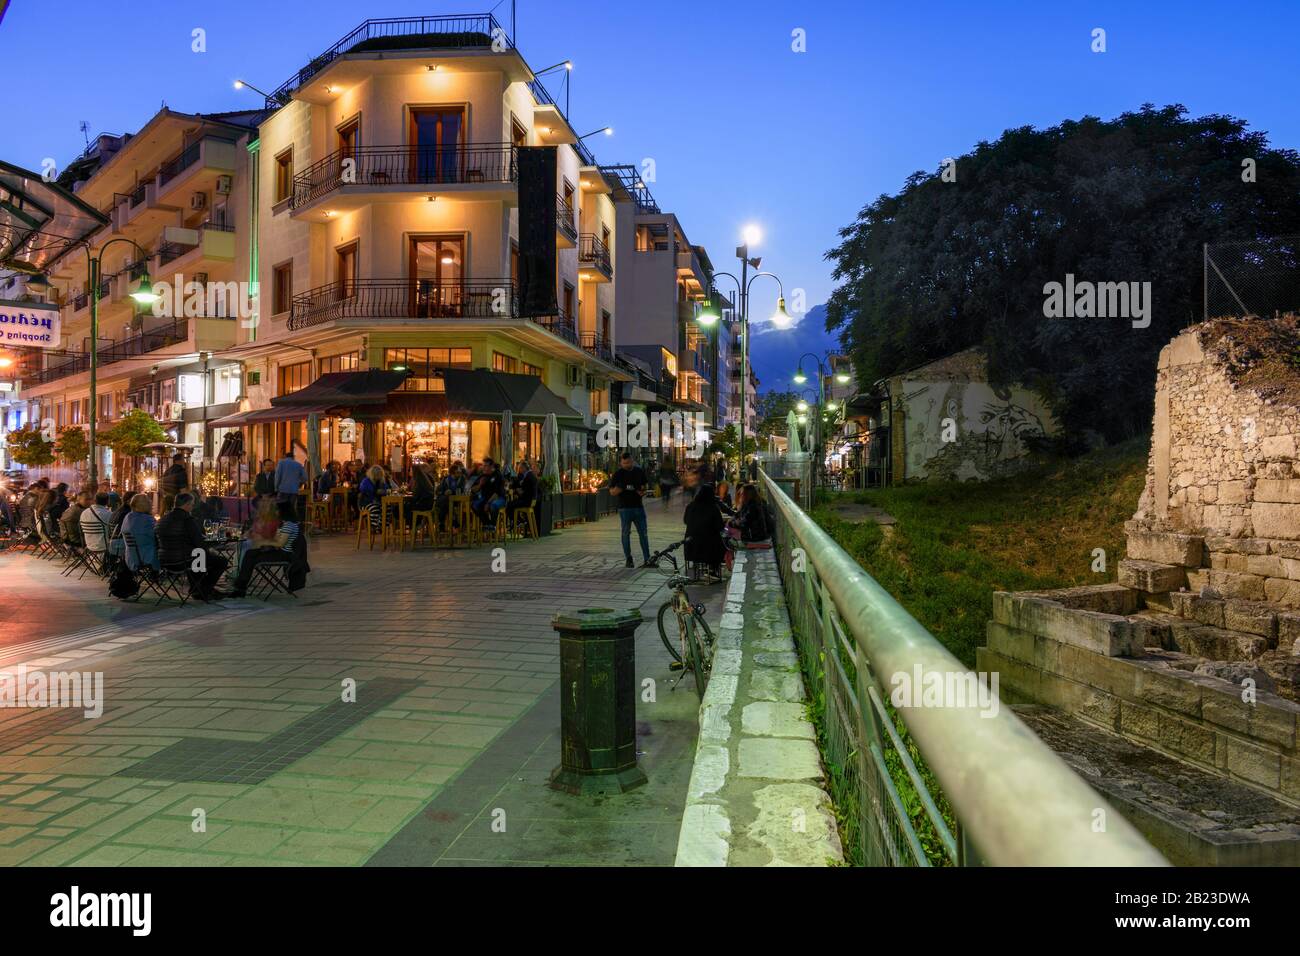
[802,440,1148,864]
[812,439,1149,667]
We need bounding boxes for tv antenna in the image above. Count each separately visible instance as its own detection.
[79,121,90,148]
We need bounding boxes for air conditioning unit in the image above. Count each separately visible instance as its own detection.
[190,192,208,210]
[215,175,233,195]
[565,365,582,387]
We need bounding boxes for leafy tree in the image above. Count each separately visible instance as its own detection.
[99,409,166,458]
[712,423,757,462]
[7,425,55,467]
[756,391,801,443]
[825,104,1300,442]
[56,426,89,466]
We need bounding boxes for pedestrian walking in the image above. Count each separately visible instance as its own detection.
[609,451,650,568]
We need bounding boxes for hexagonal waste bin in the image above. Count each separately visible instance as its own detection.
[549,607,647,795]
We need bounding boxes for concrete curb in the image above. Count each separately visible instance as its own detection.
[674,550,844,866]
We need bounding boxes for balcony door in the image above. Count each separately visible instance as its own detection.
[410,235,464,318]
[409,108,464,184]
[336,242,358,301]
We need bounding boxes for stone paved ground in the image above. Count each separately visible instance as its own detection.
[0,507,725,866]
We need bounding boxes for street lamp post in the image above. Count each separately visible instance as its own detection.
[793,353,837,492]
[698,265,789,482]
[48,238,159,487]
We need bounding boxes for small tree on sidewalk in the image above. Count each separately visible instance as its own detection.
[99,409,166,458]
[7,425,55,467]
[56,426,90,470]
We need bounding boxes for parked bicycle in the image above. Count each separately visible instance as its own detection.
[645,538,715,700]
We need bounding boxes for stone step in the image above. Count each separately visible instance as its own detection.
[1016,705,1300,866]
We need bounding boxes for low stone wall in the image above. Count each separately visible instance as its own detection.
[978,588,1300,806]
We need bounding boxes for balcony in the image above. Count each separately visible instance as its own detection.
[533,310,577,347]
[154,136,239,204]
[289,277,518,331]
[578,233,613,282]
[290,144,517,215]
[556,195,577,248]
[580,329,613,363]
[153,220,237,275]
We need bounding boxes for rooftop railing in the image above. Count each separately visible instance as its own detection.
[261,15,509,114]
[756,469,1166,866]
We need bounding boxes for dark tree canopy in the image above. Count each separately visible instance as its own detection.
[825,104,1300,442]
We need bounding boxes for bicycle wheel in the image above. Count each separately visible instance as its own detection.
[691,608,714,653]
[684,615,709,701]
[657,601,683,664]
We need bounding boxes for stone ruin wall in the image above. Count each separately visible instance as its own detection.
[1129,316,1300,610]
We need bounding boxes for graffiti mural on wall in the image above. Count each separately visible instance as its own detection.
[901,381,1055,481]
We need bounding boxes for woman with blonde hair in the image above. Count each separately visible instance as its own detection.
[358,465,391,533]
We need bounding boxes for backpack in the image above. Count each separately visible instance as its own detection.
[109,564,139,600]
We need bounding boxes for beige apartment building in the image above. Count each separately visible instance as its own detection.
[16,110,257,481]
[217,16,628,482]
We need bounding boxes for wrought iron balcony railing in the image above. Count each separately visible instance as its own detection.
[289,277,518,330]
[557,195,577,243]
[291,143,517,208]
[578,233,613,278]
[261,15,509,113]
[533,310,576,346]
[580,330,612,362]
[19,317,205,388]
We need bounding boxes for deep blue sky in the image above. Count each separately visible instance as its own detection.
[4,0,1298,384]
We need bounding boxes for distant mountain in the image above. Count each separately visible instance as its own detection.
[747,303,842,393]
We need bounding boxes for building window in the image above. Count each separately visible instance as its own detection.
[336,242,358,299]
[492,351,518,374]
[589,387,608,417]
[278,360,311,396]
[272,262,293,314]
[521,361,543,379]
[319,352,360,375]
[601,309,611,344]
[511,116,527,148]
[385,347,471,392]
[274,147,294,203]
[562,282,574,320]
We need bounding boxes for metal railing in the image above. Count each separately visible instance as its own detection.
[557,195,577,243]
[159,140,203,185]
[757,470,1165,866]
[580,330,612,362]
[289,277,517,330]
[534,310,577,346]
[291,143,517,207]
[579,233,613,278]
[261,15,508,114]
[99,318,192,362]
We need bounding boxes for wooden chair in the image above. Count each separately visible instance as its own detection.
[327,489,350,531]
[355,508,380,550]
[380,494,405,551]
[305,499,330,533]
[510,503,539,540]
[444,495,472,548]
[409,508,438,549]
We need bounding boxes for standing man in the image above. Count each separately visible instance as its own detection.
[610,451,650,569]
[274,448,307,522]
[160,453,189,513]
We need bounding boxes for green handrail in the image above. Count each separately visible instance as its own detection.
[759,470,1167,866]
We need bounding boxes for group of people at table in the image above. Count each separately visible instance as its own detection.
[249,453,539,542]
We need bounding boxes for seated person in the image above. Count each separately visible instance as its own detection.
[156,492,229,599]
[728,484,771,543]
[358,465,392,532]
[60,491,91,548]
[470,457,506,524]
[229,501,305,597]
[80,492,115,555]
[507,459,538,522]
[436,461,467,528]
[683,483,726,577]
[120,494,160,571]
[409,461,436,521]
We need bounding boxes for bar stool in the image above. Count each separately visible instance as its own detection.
[381,494,405,551]
[305,498,330,533]
[410,508,438,549]
[445,495,471,548]
[328,489,349,531]
[355,508,380,550]
[510,503,539,540]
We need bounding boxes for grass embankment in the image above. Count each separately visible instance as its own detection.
[803,440,1148,864]
[812,439,1149,667]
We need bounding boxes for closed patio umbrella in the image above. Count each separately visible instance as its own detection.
[500,408,513,473]
[306,412,322,480]
[543,412,561,487]
[787,410,803,454]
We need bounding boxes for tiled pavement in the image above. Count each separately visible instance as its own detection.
[0,505,721,866]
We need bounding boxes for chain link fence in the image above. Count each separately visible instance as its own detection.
[1204,235,1300,319]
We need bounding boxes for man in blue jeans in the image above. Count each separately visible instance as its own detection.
[609,451,650,568]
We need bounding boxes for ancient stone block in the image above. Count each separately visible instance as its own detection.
[1255,479,1300,504]
[984,620,1034,663]
[1127,530,1204,567]
[1259,650,1300,704]
[1118,701,1160,742]
[1173,625,1266,661]
[1187,569,1209,592]
[1253,502,1300,541]
[1224,737,1282,790]
[1192,660,1277,695]
[1207,536,1271,555]
[1205,569,1267,601]
[1134,666,1202,718]
[991,592,1143,657]
[1222,601,1279,642]
[1210,552,1248,572]
[1118,559,1186,593]
[1264,578,1300,609]
[1245,554,1285,578]
[1169,590,1225,627]
[1260,434,1297,459]
[1219,480,1248,504]
[1156,711,1216,765]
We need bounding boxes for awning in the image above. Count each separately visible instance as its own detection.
[270,369,409,409]
[355,368,583,422]
[208,404,333,427]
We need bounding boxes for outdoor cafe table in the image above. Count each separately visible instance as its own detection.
[328,487,355,530]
